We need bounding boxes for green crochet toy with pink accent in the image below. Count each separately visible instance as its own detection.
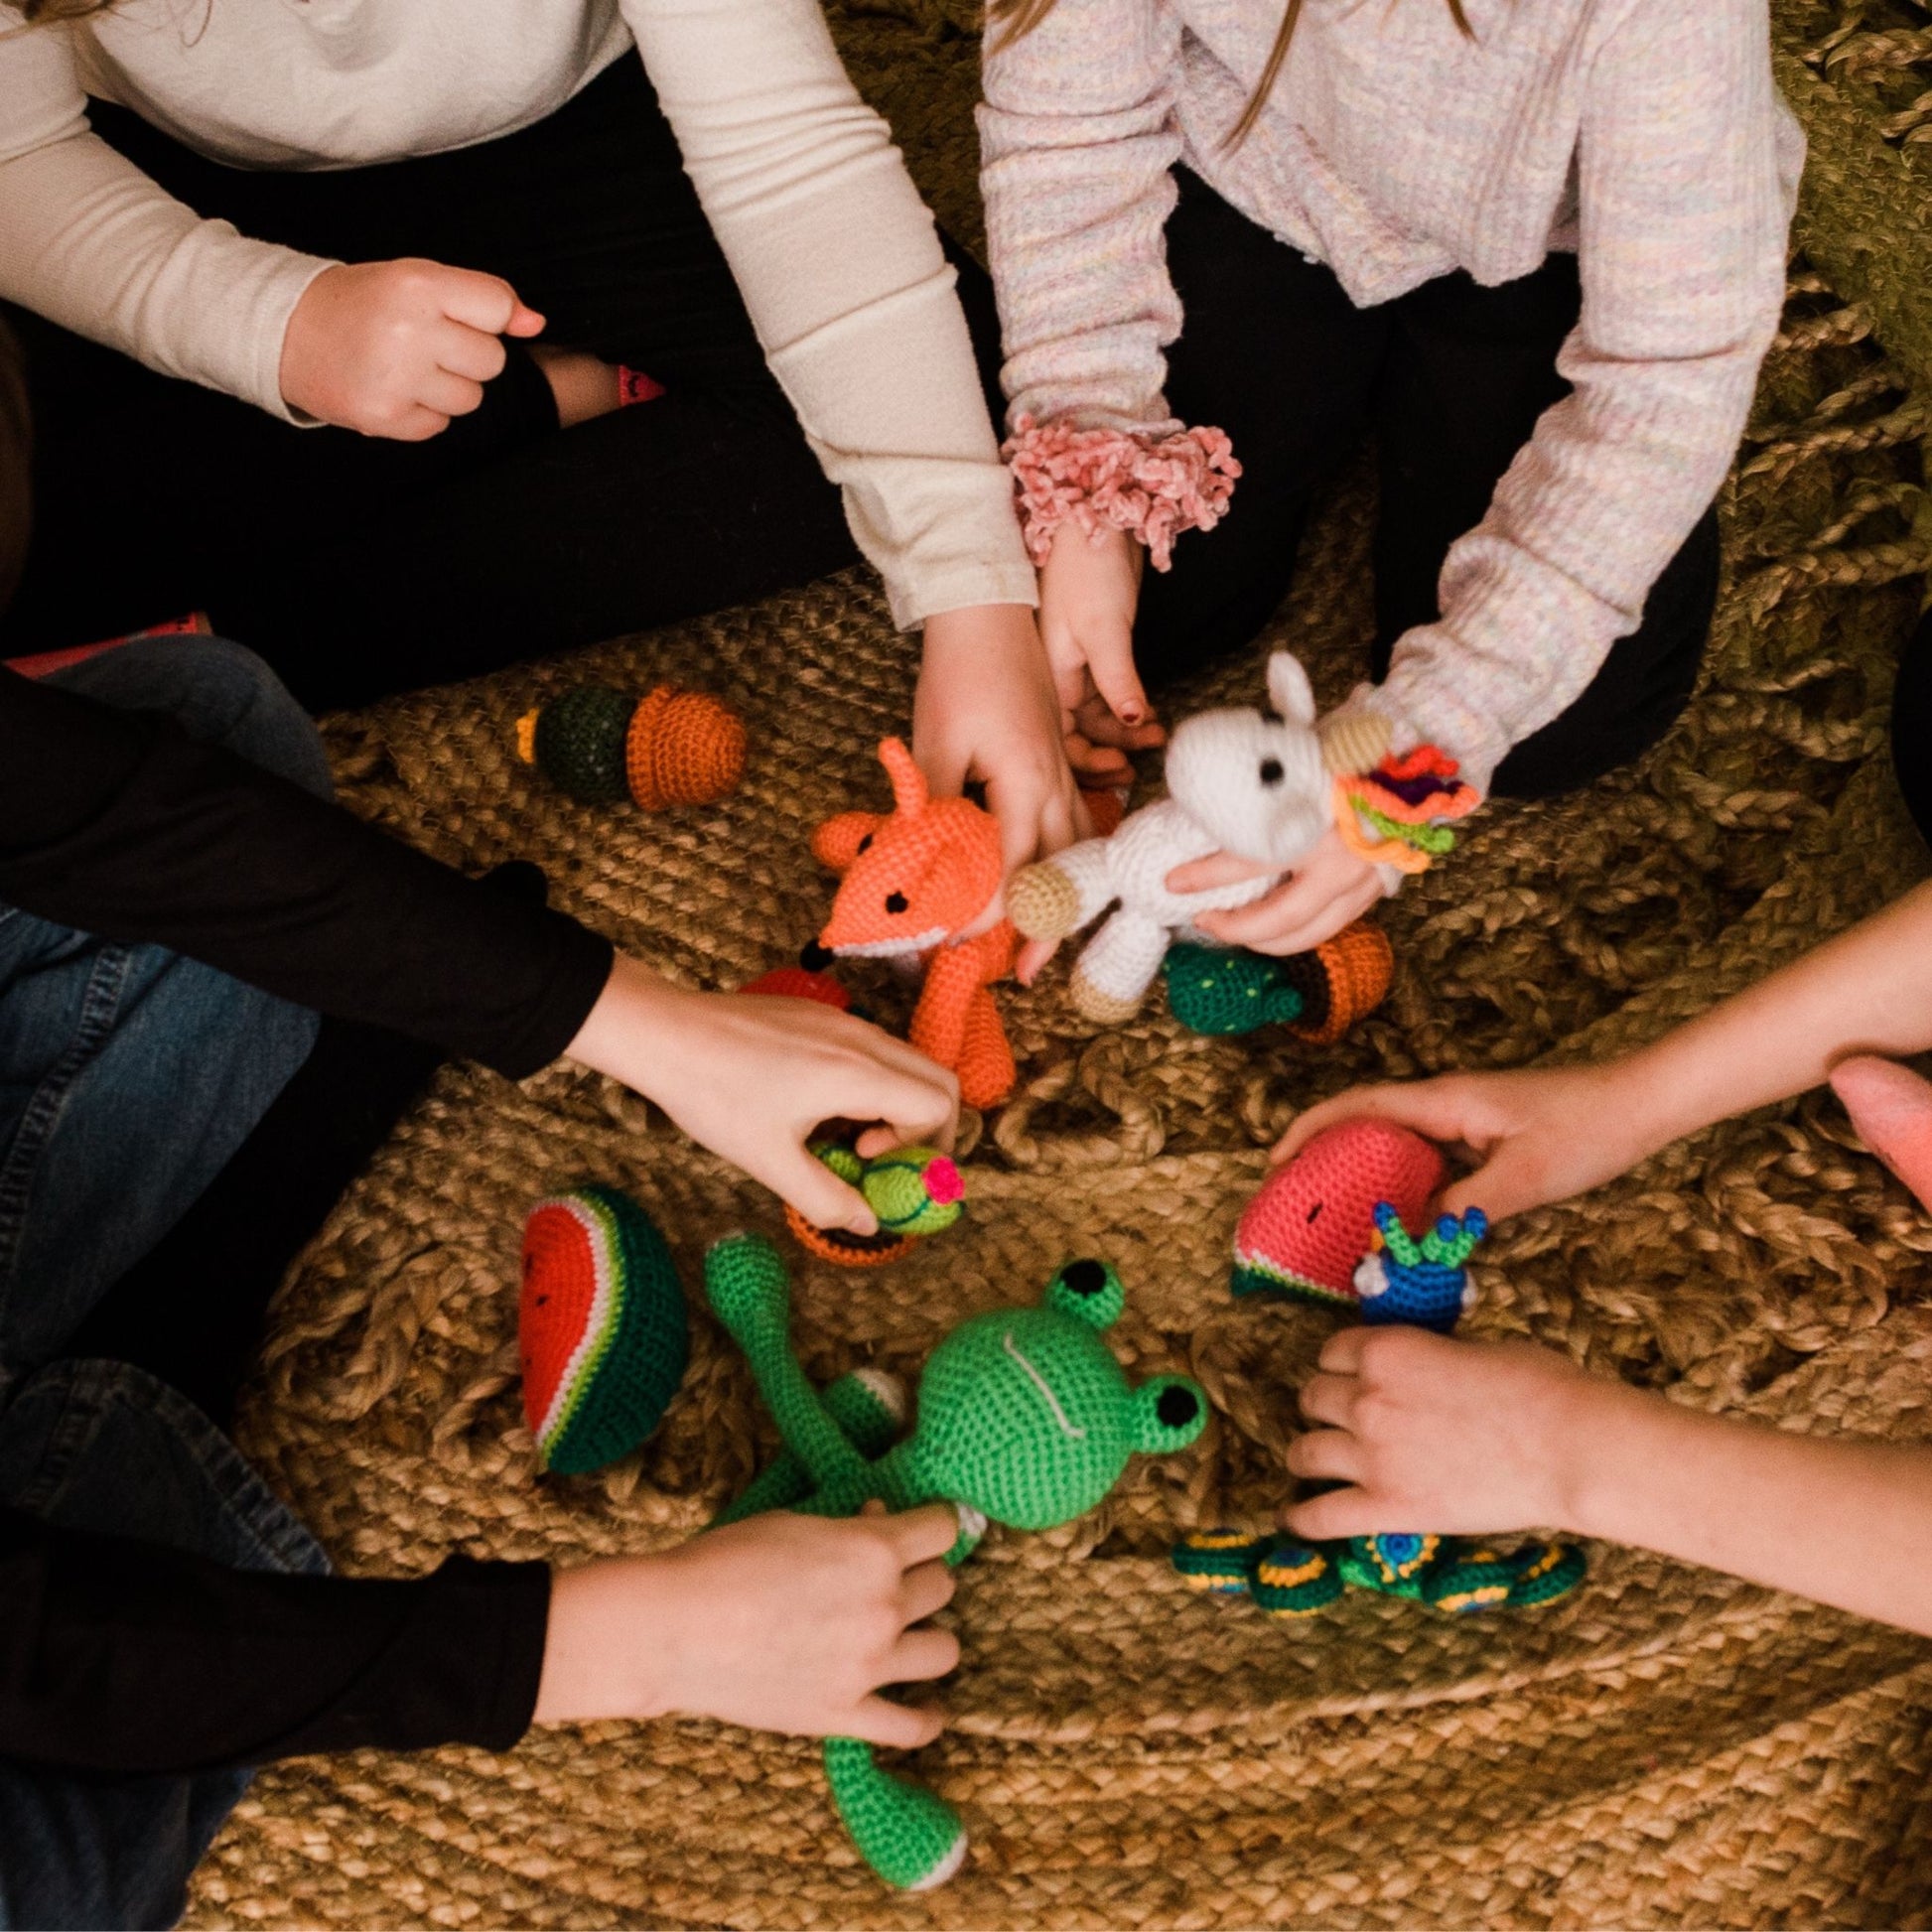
[704,1232,1207,1892]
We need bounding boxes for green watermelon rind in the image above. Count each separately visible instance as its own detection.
[536,1186,689,1476]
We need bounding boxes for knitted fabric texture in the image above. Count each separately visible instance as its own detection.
[1003,414,1241,571]
[980,0,1796,789]
[1173,1529,1587,1618]
[704,1235,1207,1889]
[783,1142,966,1268]
[519,1186,690,1476]
[514,683,745,811]
[1161,920,1393,1040]
[737,963,854,1009]
[1352,1202,1489,1333]
[1335,747,1483,875]
[813,738,1018,1109]
[1007,652,1333,1023]
[1232,1120,1445,1304]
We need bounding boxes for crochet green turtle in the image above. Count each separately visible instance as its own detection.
[704,1232,1209,1891]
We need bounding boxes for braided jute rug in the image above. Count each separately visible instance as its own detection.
[185,14,1932,1931]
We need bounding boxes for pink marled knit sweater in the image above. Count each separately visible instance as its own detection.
[979,0,1803,790]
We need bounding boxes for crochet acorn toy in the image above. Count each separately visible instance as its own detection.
[784,1141,966,1267]
[519,1186,690,1475]
[1161,922,1393,1042]
[514,683,746,811]
[704,1234,1207,1891]
[810,739,1017,1111]
[1006,651,1475,1025]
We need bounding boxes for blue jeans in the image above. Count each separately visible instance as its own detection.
[0,639,331,1930]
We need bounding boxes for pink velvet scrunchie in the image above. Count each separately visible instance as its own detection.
[1003,415,1241,571]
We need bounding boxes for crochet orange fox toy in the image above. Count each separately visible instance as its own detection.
[810,740,1017,1111]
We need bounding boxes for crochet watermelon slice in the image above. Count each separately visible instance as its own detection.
[520,1185,689,1475]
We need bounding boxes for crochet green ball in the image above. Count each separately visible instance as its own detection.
[532,686,635,805]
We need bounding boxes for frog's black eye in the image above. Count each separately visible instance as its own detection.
[885,891,907,914]
[1158,1385,1200,1430]
[1259,758,1284,786]
[1058,1259,1106,1297]
[857,833,873,854]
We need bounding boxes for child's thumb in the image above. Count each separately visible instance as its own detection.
[781,1151,879,1237]
[1083,621,1152,730]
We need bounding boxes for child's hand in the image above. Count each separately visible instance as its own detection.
[1038,523,1167,781]
[565,957,959,1234]
[1166,827,1384,956]
[914,604,1089,878]
[1284,1326,1599,1540]
[1272,1061,1656,1222]
[280,258,545,440]
[534,1505,963,1746]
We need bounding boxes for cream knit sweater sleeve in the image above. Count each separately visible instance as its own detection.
[977,0,1185,436]
[0,0,1035,627]
[1370,0,1790,788]
[618,0,1035,624]
[0,18,336,423]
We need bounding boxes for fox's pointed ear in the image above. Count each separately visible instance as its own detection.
[878,738,929,817]
[811,811,882,875]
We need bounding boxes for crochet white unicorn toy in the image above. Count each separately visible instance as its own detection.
[1007,651,1383,1022]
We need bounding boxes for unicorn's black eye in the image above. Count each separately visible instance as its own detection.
[1259,758,1284,786]
[1158,1386,1200,1428]
[886,891,907,914]
[857,834,873,854]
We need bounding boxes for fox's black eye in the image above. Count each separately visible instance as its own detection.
[886,891,907,914]
[857,833,873,854]
[1259,758,1284,786]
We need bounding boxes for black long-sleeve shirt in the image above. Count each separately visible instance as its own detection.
[0,664,617,1774]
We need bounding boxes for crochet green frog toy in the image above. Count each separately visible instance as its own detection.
[704,1232,1209,1892]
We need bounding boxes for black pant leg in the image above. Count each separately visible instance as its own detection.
[1371,255,1719,798]
[1890,606,1932,845]
[1133,171,1386,686]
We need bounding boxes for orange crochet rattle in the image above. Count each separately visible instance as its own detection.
[514,683,746,811]
[807,740,1017,1111]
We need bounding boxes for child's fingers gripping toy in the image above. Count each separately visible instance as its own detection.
[1006,650,1474,1027]
[809,739,1018,1111]
[784,1140,966,1267]
[704,1234,1209,1890]
[515,683,747,811]
[519,1186,691,1475]
[1181,1118,1587,1616]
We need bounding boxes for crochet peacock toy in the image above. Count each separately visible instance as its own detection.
[704,1233,1208,1891]
[809,739,1017,1110]
[514,682,746,811]
[1182,1119,1587,1619]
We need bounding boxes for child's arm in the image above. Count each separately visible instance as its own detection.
[1286,1325,1932,1638]
[1276,878,1932,1221]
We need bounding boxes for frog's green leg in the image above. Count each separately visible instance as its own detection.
[1250,1537,1346,1616]
[1172,1528,1265,1597]
[704,1233,875,1512]
[715,1369,906,1526]
[824,1737,967,1892]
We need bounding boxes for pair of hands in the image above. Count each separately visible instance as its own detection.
[1271,1055,1659,1542]
[1007,524,1387,974]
